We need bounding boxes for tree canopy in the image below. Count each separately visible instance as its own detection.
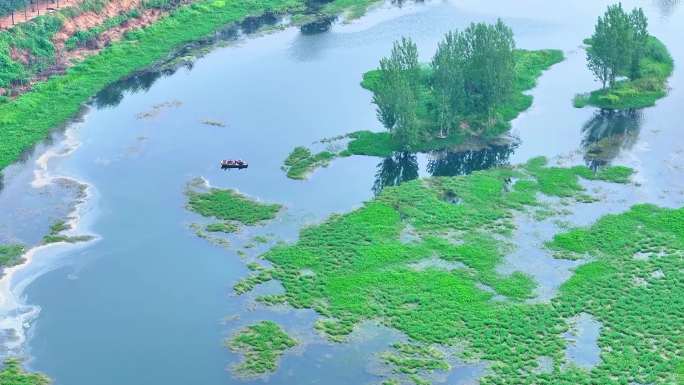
[371,20,517,149]
[586,4,650,88]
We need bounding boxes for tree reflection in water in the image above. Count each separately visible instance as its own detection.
[372,142,518,195]
[654,0,680,18]
[372,152,419,196]
[93,70,175,109]
[427,142,518,177]
[581,109,643,170]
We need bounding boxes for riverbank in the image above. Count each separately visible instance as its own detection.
[0,0,383,173]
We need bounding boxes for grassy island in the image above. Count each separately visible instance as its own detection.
[227,321,297,378]
[282,147,336,180]
[0,358,49,385]
[353,48,564,157]
[574,4,674,110]
[282,22,562,179]
[243,158,680,384]
[187,188,281,226]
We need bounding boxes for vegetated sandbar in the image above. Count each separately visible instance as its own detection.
[226,320,297,378]
[186,187,282,226]
[351,49,564,156]
[574,4,674,110]
[241,157,682,384]
[575,36,673,110]
[0,358,50,385]
[0,0,386,173]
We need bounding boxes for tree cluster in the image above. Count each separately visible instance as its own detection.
[372,20,516,149]
[586,3,649,88]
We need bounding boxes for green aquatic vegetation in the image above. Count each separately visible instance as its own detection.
[205,222,238,233]
[227,321,297,378]
[186,188,281,226]
[577,36,673,110]
[234,269,273,295]
[381,342,450,376]
[252,235,270,244]
[0,358,49,385]
[523,156,633,198]
[0,244,25,267]
[282,146,336,180]
[42,220,93,244]
[249,159,676,384]
[255,294,288,306]
[543,204,684,385]
[234,262,273,294]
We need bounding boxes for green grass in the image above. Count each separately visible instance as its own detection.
[227,321,297,378]
[186,188,281,225]
[0,358,49,385]
[42,220,93,244]
[0,0,381,173]
[576,36,674,110]
[524,156,634,197]
[205,222,239,233]
[242,158,684,385]
[381,342,450,378]
[0,13,64,88]
[349,49,564,157]
[282,146,336,180]
[0,244,25,268]
[234,269,273,294]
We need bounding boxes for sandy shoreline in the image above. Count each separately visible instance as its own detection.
[0,125,100,354]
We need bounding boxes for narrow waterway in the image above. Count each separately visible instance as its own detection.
[0,1,683,384]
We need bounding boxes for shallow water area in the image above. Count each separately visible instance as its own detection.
[563,313,602,370]
[0,0,682,384]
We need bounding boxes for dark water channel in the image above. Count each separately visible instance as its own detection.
[0,1,683,384]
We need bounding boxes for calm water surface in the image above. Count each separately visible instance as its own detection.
[0,1,683,384]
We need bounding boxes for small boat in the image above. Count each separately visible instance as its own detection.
[220,159,248,170]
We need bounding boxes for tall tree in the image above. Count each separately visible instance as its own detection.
[629,7,649,79]
[372,37,422,149]
[461,20,515,122]
[431,31,466,137]
[586,4,650,88]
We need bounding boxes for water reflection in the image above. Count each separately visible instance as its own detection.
[427,142,518,177]
[371,142,518,195]
[372,152,419,195]
[300,16,337,34]
[240,12,280,34]
[654,0,680,18]
[581,110,642,170]
[93,70,177,108]
[92,14,286,109]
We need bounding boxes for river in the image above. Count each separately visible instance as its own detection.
[0,1,683,384]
